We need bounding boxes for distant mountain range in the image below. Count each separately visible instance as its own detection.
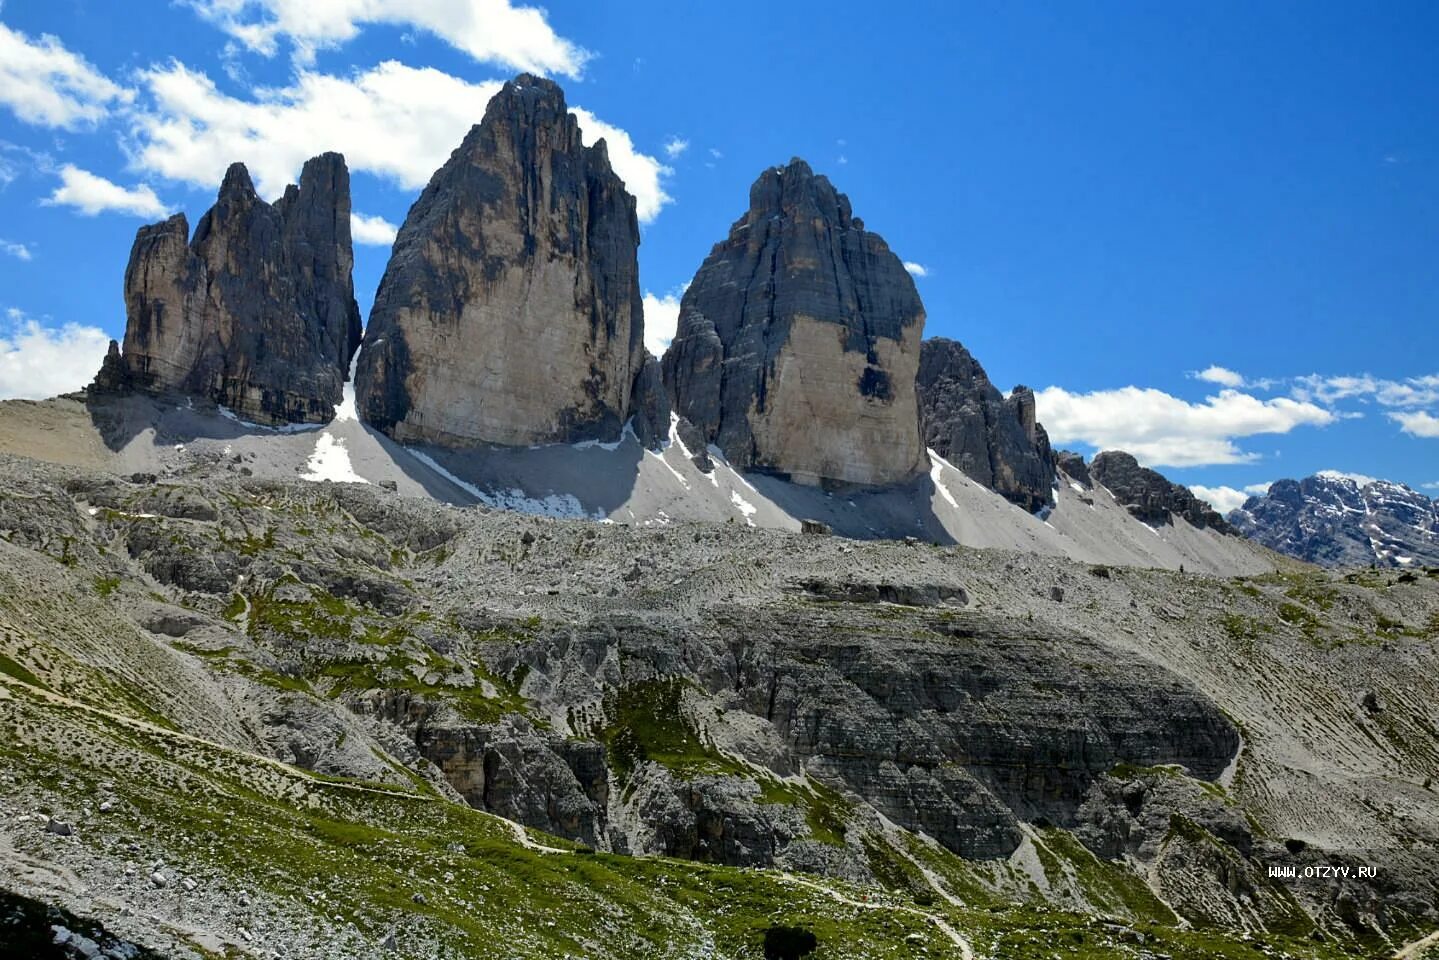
[1229,473,1439,568]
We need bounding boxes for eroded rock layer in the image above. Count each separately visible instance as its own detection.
[356,74,650,448]
[917,337,1056,512]
[96,155,362,425]
[662,158,926,487]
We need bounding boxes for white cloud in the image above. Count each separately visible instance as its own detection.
[1422,481,1439,492]
[663,136,688,159]
[1317,469,1379,486]
[1194,365,1246,388]
[1035,385,1337,467]
[0,312,111,399]
[127,61,674,223]
[44,165,168,218]
[642,290,681,357]
[350,211,397,246]
[184,0,590,77]
[1188,485,1253,516]
[1,239,32,261]
[1390,410,1439,438]
[570,108,672,223]
[0,22,132,129]
[1292,372,1439,409]
[1244,481,1274,496]
[708,147,723,159]
[902,262,928,278]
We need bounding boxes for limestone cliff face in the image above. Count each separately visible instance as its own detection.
[662,159,926,487]
[917,338,1056,512]
[96,155,362,424]
[356,74,651,448]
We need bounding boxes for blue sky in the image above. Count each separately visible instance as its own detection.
[1,0,1436,510]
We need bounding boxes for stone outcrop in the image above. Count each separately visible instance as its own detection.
[1089,451,1231,531]
[662,158,926,487]
[916,337,1056,511]
[356,74,659,449]
[1230,474,1439,568]
[94,155,361,424]
[1055,449,1091,488]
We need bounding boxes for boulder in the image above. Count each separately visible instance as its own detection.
[662,158,926,487]
[357,74,655,448]
[96,154,361,424]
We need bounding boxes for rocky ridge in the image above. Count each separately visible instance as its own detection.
[1087,450,1232,532]
[356,74,663,449]
[1230,473,1439,568]
[94,154,362,425]
[917,337,1056,512]
[663,158,927,487]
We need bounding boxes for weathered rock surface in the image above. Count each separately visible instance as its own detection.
[2,456,1437,953]
[917,337,1056,511]
[94,155,361,424]
[1230,473,1439,568]
[357,74,657,449]
[662,158,926,487]
[1090,451,1231,531]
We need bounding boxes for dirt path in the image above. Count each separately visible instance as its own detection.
[1396,930,1439,959]
[774,870,976,960]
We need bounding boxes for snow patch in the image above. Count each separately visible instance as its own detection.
[406,449,603,520]
[301,434,369,485]
[729,489,757,526]
[218,405,324,433]
[927,449,960,509]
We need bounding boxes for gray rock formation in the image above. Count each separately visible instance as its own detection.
[93,155,361,424]
[1230,474,1439,567]
[917,337,1056,511]
[662,158,926,487]
[1055,449,1091,487]
[356,74,660,449]
[1090,451,1231,531]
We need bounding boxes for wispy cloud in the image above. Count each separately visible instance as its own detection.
[44,165,168,218]
[0,239,32,261]
[902,262,928,278]
[182,0,590,77]
[0,21,132,129]
[663,136,688,159]
[1291,372,1439,409]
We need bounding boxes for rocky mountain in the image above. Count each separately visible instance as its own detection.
[93,154,362,425]
[356,75,664,450]
[1,457,1435,959]
[1087,450,1232,532]
[1230,473,1439,568]
[662,158,926,488]
[917,337,1056,512]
